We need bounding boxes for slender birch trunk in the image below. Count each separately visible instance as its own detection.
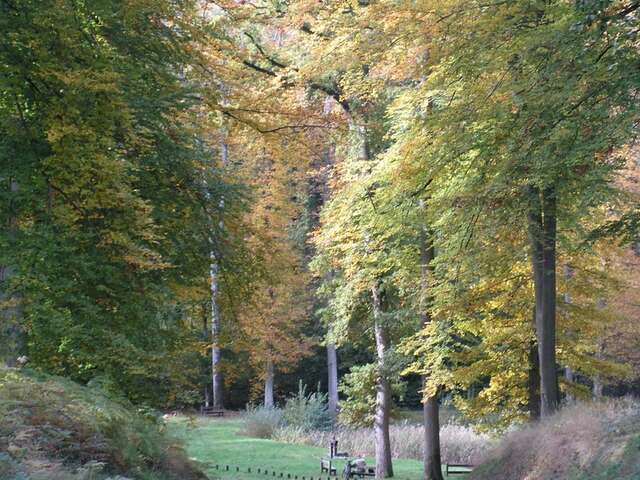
[202,309,211,407]
[371,285,393,479]
[210,254,223,409]
[265,360,275,407]
[209,135,228,410]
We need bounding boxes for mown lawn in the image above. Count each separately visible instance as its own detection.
[169,416,458,480]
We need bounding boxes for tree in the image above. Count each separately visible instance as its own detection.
[380,0,640,419]
[0,0,254,406]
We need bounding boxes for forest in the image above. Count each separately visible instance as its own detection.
[1,1,640,480]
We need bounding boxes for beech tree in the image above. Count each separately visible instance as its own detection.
[380,0,640,418]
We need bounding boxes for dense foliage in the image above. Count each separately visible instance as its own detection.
[2,2,640,478]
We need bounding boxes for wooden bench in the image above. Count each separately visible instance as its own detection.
[445,464,473,476]
[320,458,337,476]
[200,406,224,417]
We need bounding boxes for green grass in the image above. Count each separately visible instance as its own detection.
[169,416,458,480]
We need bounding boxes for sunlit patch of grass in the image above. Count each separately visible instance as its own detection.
[169,415,464,480]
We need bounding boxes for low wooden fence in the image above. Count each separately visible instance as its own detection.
[213,464,333,480]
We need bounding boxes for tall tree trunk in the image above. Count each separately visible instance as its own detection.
[419,224,443,480]
[424,393,443,480]
[371,285,393,479]
[563,265,575,403]
[210,255,224,409]
[264,360,275,407]
[527,313,541,421]
[528,185,559,417]
[203,308,211,407]
[564,367,575,403]
[593,340,604,398]
[204,385,211,407]
[593,378,604,398]
[209,135,229,410]
[327,341,339,419]
[540,186,559,415]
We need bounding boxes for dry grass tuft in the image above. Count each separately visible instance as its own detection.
[0,367,206,480]
[470,398,640,480]
[273,421,495,465]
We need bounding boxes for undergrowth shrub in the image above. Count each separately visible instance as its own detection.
[242,383,332,438]
[469,398,640,480]
[241,405,284,439]
[0,367,205,480]
[282,382,332,432]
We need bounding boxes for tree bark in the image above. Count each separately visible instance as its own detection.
[203,309,211,407]
[527,321,541,421]
[371,285,393,479]
[564,367,575,403]
[593,378,604,398]
[327,341,339,419]
[528,185,559,417]
[563,265,575,403]
[424,393,443,480]
[419,225,443,480]
[210,255,224,409]
[209,135,229,410]
[265,360,275,407]
[593,340,604,398]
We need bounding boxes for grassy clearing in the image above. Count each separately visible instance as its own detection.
[170,416,462,480]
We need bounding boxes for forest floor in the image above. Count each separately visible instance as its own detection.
[169,416,456,480]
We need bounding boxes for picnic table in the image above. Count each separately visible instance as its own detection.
[341,459,375,479]
[200,405,224,417]
[320,438,351,477]
[445,463,474,476]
